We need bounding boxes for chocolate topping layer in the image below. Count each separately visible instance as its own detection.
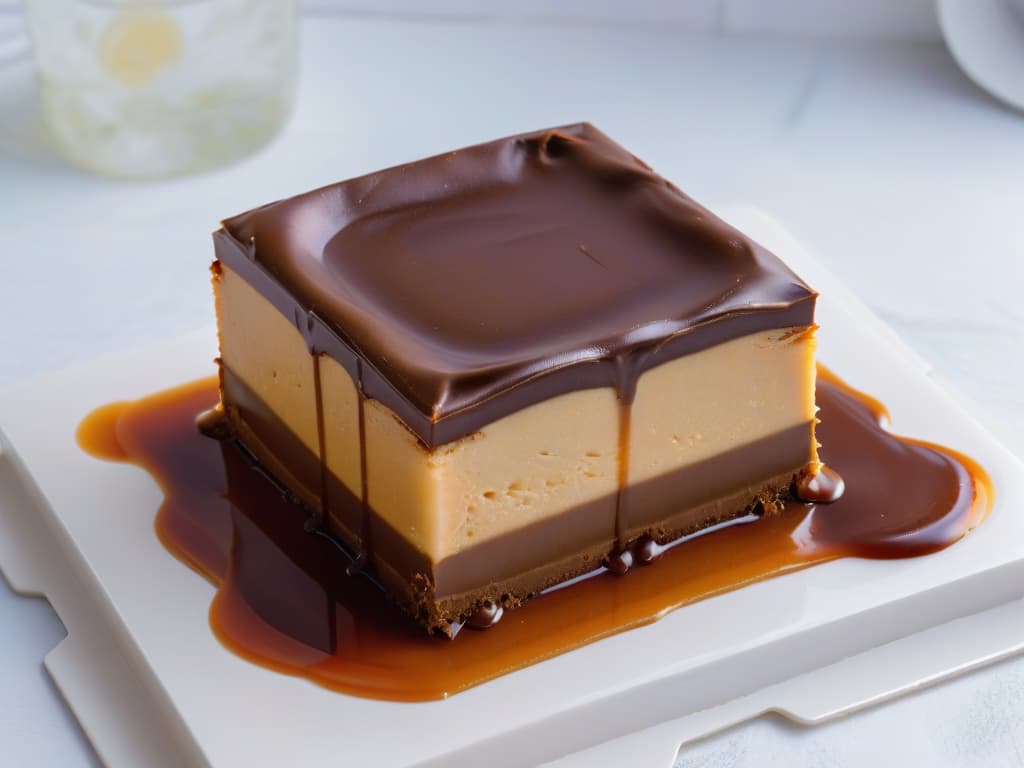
[215,123,816,447]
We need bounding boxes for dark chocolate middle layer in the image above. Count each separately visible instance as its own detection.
[215,123,816,447]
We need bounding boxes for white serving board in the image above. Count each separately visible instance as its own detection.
[0,208,1022,768]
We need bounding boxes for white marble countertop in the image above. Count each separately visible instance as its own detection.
[1,11,1023,768]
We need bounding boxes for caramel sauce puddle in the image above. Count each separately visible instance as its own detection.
[76,366,991,701]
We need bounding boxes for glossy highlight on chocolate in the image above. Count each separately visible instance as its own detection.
[76,367,990,701]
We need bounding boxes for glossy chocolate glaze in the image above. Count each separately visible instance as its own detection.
[795,465,846,504]
[77,367,990,701]
[215,123,816,448]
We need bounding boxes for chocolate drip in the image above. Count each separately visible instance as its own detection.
[465,600,504,630]
[604,547,634,576]
[795,465,845,504]
[354,359,371,571]
[77,367,990,701]
[614,401,633,549]
[603,535,664,575]
[195,405,230,440]
[311,355,329,526]
[634,535,664,565]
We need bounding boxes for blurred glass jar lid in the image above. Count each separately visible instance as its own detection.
[939,0,1024,111]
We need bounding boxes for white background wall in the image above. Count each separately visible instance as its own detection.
[3,0,944,40]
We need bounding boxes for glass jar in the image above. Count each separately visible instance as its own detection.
[24,0,299,178]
